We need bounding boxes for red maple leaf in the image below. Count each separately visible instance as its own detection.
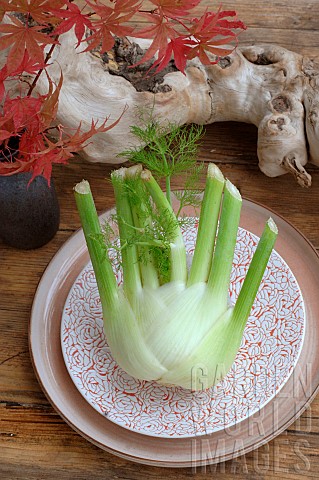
[0,0,16,22]
[84,0,140,52]
[0,112,15,142]
[148,0,201,18]
[3,95,44,132]
[0,50,46,100]
[133,13,178,66]
[10,0,65,25]
[0,129,14,143]
[0,16,55,74]
[150,36,193,74]
[52,1,93,47]
[23,137,67,185]
[189,10,246,38]
[0,89,127,185]
[25,110,126,185]
[39,73,63,128]
[186,10,246,64]
[186,38,235,65]
[0,64,9,101]
[0,94,44,178]
[13,49,47,75]
[134,6,246,73]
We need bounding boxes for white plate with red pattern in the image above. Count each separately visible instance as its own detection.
[61,222,305,439]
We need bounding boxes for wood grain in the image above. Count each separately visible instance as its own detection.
[2,0,319,477]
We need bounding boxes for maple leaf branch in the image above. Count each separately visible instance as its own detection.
[27,35,59,96]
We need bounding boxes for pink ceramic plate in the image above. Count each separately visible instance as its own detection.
[30,199,319,467]
[61,224,305,439]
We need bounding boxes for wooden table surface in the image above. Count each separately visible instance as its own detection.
[2,1,319,478]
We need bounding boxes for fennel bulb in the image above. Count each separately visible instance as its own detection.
[74,163,277,390]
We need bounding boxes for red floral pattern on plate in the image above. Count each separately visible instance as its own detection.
[61,225,305,438]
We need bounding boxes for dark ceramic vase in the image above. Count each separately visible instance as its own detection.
[0,172,60,249]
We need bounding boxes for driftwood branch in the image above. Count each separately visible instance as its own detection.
[35,32,319,186]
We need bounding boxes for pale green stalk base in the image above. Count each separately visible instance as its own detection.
[188,164,225,286]
[125,165,159,290]
[207,180,242,317]
[74,180,118,312]
[233,217,278,326]
[111,168,142,302]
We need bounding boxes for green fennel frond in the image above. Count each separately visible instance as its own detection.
[120,121,204,179]
[118,111,204,205]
